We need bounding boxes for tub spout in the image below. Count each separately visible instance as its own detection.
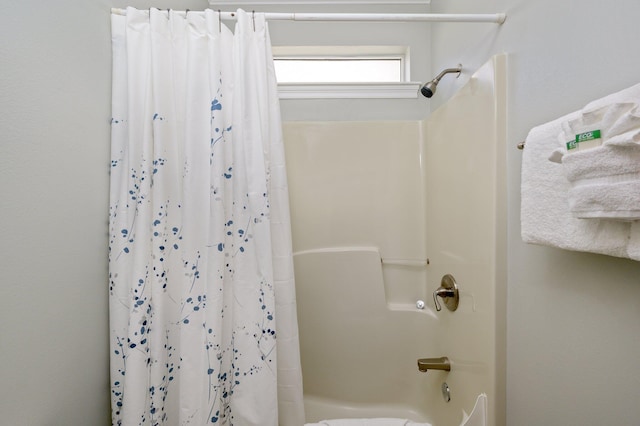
[417,357,451,372]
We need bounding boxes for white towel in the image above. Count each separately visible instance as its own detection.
[550,102,640,219]
[629,224,640,260]
[521,82,640,261]
[459,394,487,426]
[551,102,640,162]
[561,143,640,219]
[304,419,431,426]
[569,179,640,220]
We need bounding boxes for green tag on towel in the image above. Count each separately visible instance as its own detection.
[567,130,601,150]
[575,129,601,143]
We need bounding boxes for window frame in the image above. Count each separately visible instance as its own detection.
[271,46,421,99]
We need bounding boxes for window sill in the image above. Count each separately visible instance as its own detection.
[277,82,422,99]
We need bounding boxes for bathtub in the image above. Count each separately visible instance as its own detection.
[293,247,436,425]
[304,395,431,423]
[283,54,506,426]
[303,394,487,426]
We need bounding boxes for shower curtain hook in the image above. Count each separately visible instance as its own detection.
[218,10,222,32]
[252,10,256,31]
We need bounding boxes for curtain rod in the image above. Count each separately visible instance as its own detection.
[110,8,506,24]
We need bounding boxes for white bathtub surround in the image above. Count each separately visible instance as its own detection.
[109,8,304,425]
[459,394,487,426]
[284,55,507,426]
[291,248,434,420]
[423,55,507,426]
[521,82,640,261]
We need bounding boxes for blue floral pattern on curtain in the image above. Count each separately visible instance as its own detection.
[109,8,304,426]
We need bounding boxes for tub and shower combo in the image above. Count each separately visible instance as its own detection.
[283,55,507,426]
[108,7,505,424]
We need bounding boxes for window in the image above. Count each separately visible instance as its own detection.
[274,58,403,83]
[271,46,420,99]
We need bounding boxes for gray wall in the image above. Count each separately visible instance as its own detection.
[0,1,202,424]
[0,1,110,424]
[429,0,640,424]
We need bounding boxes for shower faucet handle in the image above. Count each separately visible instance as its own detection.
[433,274,459,312]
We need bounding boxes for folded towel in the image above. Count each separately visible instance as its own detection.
[521,82,640,261]
[569,180,640,220]
[459,394,487,426]
[551,102,640,161]
[572,102,640,146]
[560,143,640,183]
[560,143,640,219]
[304,419,431,426]
[546,101,640,220]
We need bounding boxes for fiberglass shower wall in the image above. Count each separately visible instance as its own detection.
[282,55,506,425]
[283,121,433,421]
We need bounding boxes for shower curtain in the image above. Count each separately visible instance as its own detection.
[109,8,304,425]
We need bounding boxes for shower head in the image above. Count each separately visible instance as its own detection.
[420,81,438,98]
[420,65,462,98]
